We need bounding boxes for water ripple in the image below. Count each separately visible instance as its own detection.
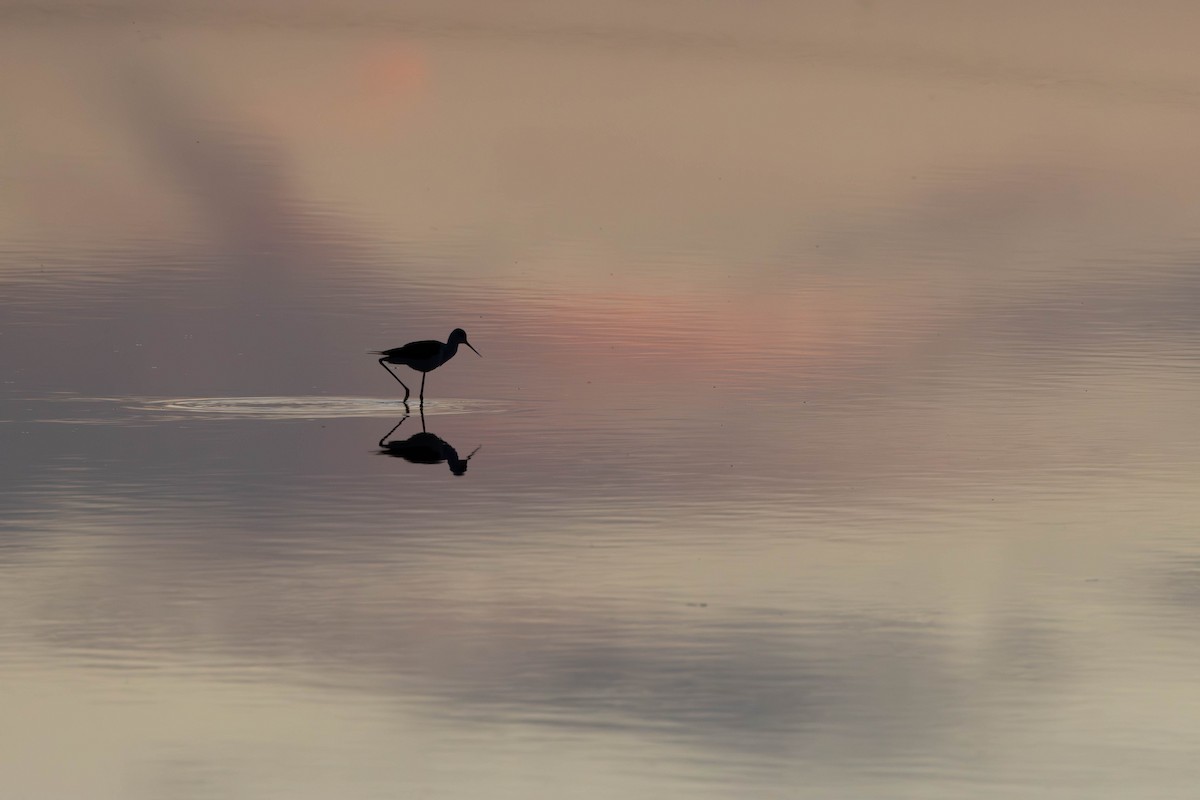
[136,396,506,420]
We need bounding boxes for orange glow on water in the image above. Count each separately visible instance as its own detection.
[360,47,426,98]
[504,285,897,388]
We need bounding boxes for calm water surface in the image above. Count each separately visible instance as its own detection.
[4,3,1200,797]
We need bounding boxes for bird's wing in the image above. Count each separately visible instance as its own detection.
[384,340,441,359]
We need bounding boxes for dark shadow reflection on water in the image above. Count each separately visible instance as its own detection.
[377,409,481,476]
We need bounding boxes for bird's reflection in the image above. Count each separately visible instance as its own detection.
[377,409,480,476]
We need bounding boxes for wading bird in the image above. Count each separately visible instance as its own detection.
[373,328,481,406]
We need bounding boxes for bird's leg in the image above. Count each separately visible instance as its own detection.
[379,358,411,404]
[419,373,426,406]
[378,414,409,447]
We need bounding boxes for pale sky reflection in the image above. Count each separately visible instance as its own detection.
[5,5,1200,797]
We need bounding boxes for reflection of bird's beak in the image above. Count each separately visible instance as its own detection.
[466,342,482,357]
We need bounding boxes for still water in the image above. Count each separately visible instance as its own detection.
[4,2,1200,797]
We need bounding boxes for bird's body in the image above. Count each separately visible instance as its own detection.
[374,328,480,405]
[377,338,457,373]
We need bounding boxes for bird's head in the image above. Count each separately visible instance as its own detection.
[450,328,481,356]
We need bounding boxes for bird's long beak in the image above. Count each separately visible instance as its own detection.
[466,342,482,357]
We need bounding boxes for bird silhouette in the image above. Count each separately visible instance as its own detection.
[373,328,480,406]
